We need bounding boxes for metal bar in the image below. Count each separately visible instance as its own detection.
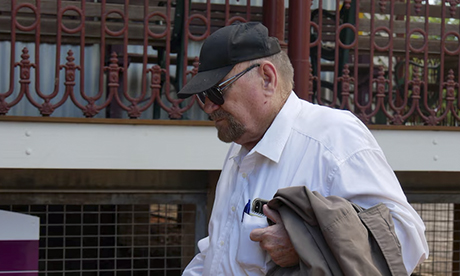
[162,204,167,276]
[0,193,207,206]
[288,0,311,100]
[407,194,460,203]
[0,189,208,194]
[194,198,206,255]
[147,203,151,275]
[262,0,286,49]
[80,205,84,275]
[130,205,134,276]
[454,204,460,276]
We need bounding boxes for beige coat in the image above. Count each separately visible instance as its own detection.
[266,186,407,276]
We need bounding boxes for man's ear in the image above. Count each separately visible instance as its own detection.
[260,62,277,94]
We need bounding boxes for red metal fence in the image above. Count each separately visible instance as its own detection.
[1,0,459,126]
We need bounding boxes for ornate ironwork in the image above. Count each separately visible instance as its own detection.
[0,0,459,126]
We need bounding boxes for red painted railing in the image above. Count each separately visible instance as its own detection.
[303,0,460,126]
[1,0,459,126]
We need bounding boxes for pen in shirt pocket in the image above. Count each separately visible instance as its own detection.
[241,199,251,222]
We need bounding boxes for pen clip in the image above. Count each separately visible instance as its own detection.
[241,199,251,222]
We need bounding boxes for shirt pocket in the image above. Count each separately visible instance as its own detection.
[236,213,271,275]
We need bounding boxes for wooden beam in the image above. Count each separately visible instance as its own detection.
[0,0,174,46]
[358,18,459,36]
[359,1,452,18]
[0,0,172,21]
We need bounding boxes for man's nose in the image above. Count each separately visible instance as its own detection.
[203,97,220,114]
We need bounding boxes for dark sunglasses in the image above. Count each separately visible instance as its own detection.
[197,64,260,105]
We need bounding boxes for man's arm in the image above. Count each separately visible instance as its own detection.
[329,149,429,274]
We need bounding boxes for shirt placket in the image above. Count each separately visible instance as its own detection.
[211,153,257,275]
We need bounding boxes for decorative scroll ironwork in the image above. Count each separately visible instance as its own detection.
[0,0,257,120]
[308,0,460,126]
[0,0,459,126]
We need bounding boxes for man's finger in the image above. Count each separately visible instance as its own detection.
[249,228,264,242]
[263,205,281,225]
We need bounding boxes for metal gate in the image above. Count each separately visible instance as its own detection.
[411,200,460,276]
[0,191,207,276]
[3,192,460,275]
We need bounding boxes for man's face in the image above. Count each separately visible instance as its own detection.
[204,64,273,149]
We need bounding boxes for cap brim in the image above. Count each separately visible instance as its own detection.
[177,65,234,99]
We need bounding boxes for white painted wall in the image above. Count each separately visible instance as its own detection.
[0,121,229,170]
[0,121,459,171]
[372,129,460,172]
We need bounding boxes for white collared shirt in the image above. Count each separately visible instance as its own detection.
[182,92,429,276]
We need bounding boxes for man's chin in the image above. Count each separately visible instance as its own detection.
[217,127,242,142]
[213,116,245,143]
[217,131,234,143]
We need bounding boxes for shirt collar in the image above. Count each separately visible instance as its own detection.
[228,92,302,164]
[229,144,248,167]
[252,91,301,163]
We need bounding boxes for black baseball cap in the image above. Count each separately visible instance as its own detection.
[177,22,281,99]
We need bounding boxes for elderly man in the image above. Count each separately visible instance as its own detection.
[178,22,428,275]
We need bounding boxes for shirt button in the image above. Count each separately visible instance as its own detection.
[231,206,236,212]
[220,241,224,246]
[242,173,247,178]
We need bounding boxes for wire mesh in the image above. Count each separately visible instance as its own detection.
[411,203,459,276]
[0,204,196,276]
[2,203,459,275]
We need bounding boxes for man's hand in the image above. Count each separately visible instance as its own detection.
[249,205,299,267]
